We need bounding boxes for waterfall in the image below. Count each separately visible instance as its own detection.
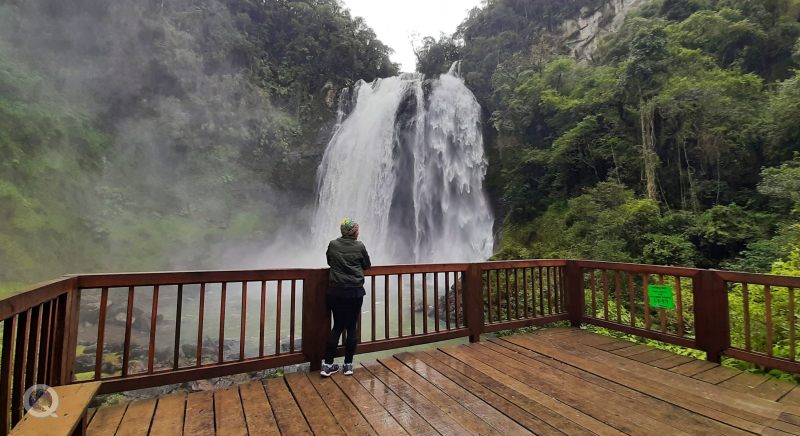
[312,64,494,264]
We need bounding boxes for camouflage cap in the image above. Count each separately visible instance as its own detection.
[340,217,359,237]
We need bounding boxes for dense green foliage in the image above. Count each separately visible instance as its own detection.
[0,0,396,283]
[419,0,800,272]
[415,0,800,375]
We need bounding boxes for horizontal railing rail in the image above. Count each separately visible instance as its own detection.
[2,259,800,435]
[75,268,321,288]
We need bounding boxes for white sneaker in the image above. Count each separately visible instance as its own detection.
[320,363,340,377]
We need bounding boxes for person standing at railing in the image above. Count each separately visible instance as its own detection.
[321,217,372,377]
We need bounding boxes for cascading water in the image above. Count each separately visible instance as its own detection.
[313,62,494,263]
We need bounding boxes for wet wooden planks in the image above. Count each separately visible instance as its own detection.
[509,328,800,434]
[575,326,797,400]
[84,328,800,435]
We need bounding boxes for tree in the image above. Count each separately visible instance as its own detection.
[668,8,766,69]
[690,204,770,265]
[642,234,698,266]
[413,34,461,76]
[758,154,800,213]
[622,24,669,201]
[764,72,800,161]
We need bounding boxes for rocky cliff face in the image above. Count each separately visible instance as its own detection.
[561,0,648,61]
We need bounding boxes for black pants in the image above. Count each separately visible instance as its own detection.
[324,295,363,364]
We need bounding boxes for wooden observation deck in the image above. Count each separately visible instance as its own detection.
[2,260,799,434]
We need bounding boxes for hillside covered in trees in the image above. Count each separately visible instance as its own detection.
[418,0,800,276]
[0,0,396,283]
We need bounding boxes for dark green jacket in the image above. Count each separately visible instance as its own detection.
[326,237,371,287]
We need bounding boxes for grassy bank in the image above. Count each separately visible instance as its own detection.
[0,282,27,300]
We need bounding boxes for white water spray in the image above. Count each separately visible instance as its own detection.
[313,63,494,264]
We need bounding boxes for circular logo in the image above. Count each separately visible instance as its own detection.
[23,384,59,418]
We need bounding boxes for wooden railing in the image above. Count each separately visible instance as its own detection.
[354,264,470,353]
[480,260,569,333]
[718,271,800,373]
[1,259,799,434]
[72,269,315,394]
[0,277,79,432]
[576,261,700,349]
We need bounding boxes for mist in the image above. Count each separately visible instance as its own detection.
[0,0,396,282]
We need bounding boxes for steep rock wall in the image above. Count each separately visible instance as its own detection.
[561,0,648,61]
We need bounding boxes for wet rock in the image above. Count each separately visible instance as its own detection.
[74,354,94,373]
[129,345,148,361]
[106,342,124,354]
[131,310,150,331]
[223,351,240,361]
[119,385,181,402]
[155,348,172,364]
[280,336,302,353]
[213,378,233,389]
[127,360,146,374]
[92,362,310,407]
[192,379,214,391]
[223,339,237,351]
[181,344,197,359]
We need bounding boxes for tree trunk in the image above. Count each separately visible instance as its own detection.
[682,139,700,212]
[640,99,658,202]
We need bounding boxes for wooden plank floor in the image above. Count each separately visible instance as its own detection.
[87,328,800,435]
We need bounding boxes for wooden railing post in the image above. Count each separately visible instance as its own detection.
[564,261,584,328]
[694,270,730,363]
[63,278,80,385]
[463,264,484,342]
[49,277,80,386]
[302,269,329,371]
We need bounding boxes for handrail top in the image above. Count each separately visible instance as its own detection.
[571,259,703,276]
[3,258,797,323]
[73,260,484,276]
[6,259,800,309]
[0,260,557,316]
[0,276,76,320]
[715,269,800,287]
[480,259,567,269]
[75,262,482,288]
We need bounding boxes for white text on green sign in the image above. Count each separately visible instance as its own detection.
[648,284,675,310]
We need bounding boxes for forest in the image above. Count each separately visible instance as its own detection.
[417,0,800,280]
[413,0,800,372]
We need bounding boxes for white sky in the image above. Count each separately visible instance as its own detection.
[342,0,485,73]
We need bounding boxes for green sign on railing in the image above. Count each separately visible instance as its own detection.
[648,284,675,310]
